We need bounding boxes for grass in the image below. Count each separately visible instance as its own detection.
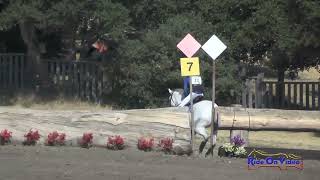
[8,94,111,110]
[214,130,320,151]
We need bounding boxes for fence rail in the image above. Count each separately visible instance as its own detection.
[242,73,320,110]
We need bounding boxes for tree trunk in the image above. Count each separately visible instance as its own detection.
[19,21,47,91]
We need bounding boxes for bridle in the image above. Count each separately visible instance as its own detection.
[169,92,180,107]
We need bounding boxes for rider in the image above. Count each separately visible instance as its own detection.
[178,76,204,107]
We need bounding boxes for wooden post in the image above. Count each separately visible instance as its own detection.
[210,61,217,157]
[20,55,25,89]
[242,80,247,108]
[300,83,304,109]
[268,83,272,108]
[288,83,291,109]
[9,55,13,88]
[293,83,297,109]
[14,55,19,89]
[312,83,315,110]
[318,83,320,110]
[189,77,195,154]
[248,79,253,108]
[255,73,264,108]
[306,83,310,110]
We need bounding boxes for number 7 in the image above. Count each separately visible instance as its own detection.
[187,62,193,71]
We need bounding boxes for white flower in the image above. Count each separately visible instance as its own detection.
[234,147,247,156]
[222,143,234,153]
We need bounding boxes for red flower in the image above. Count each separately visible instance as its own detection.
[23,130,40,146]
[158,138,174,153]
[0,129,12,145]
[137,137,154,151]
[107,135,125,150]
[79,132,93,148]
[45,131,66,146]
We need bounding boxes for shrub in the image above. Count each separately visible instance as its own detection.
[45,131,66,146]
[23,130,40,146]
[107,135,125,150]
[0,129,12,145]
[158,137,174,153]
[137,137,154,151]
[79,132,93,148]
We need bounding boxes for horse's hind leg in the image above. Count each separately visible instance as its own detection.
[199,138,208,154]
[205,134,217,157]
[195,126,208,154]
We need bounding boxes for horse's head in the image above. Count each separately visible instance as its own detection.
[168,88,183,107]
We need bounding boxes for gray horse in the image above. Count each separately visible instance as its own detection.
[168,88,220,156]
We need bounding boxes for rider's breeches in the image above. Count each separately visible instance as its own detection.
[178,93,204,107]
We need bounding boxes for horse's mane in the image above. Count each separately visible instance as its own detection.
[173,88,184,95]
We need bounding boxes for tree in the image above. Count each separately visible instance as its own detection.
[0,0,131,90]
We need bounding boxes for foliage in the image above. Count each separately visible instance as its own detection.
[23,130,40,146]
[79,132,93,148]
[45,131,66,146]
[107,135,125,150]
[0,129,12,145]
[1,0,319,108]
[137,137,154,151]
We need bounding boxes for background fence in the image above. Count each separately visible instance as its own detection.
[0,53,26,90]
[46,60,104,103]
[0,54,104,103]
[242,73,320,110]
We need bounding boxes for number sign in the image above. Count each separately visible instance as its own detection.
[191,76,202,85]
[180,57,200,76]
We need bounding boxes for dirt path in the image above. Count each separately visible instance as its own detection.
[0,146,319,180]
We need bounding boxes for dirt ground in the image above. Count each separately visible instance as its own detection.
[0,145,319,180]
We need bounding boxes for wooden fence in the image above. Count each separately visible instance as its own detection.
[0,53,26,90]
[47,60,104,103]
[0,54,104,103]
[242,73,320,110]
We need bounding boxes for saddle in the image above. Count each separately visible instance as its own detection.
[186,96,204,107]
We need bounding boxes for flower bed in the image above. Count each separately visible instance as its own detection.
[218,135,247,158]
